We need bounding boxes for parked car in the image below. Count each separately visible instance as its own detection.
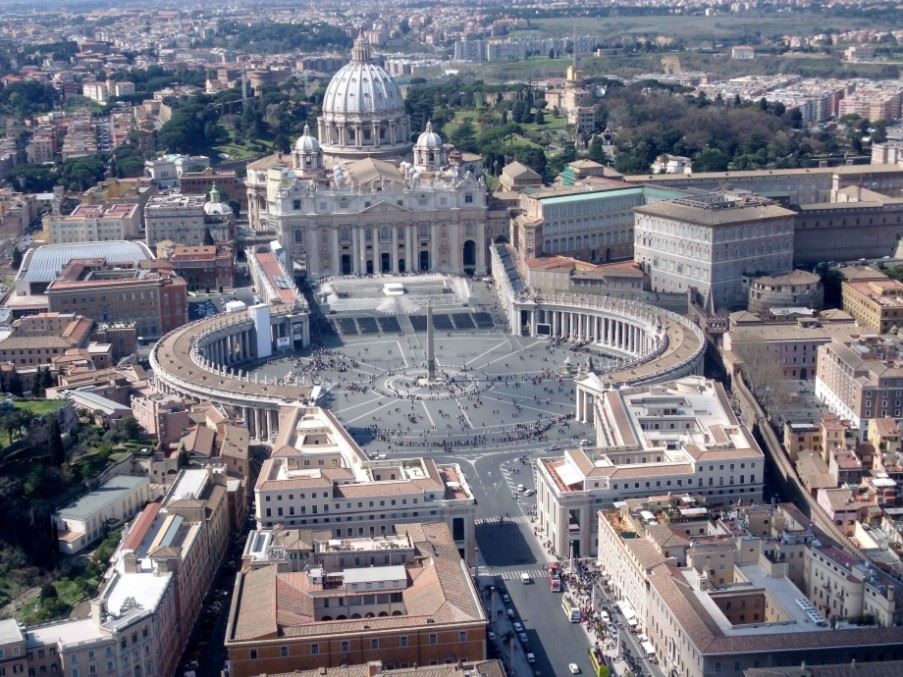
[527,653,536,664]
[513,622,524,633]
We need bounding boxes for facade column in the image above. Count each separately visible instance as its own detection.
[430,225,439,273]
[476,230,487,276]
[406,226,415,272]
[372,227,380,273]
[361,227,368,273]
[308,228,319,277]
[331,228,340,275]
[391,228,399,273]
[351,229,360,274]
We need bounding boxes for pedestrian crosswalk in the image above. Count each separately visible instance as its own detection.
[475,514,532,526]
[492,567,550,581]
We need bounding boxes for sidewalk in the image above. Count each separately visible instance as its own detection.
[478,578,535,677]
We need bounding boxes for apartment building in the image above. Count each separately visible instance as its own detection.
[0,312,97,368]
[511,183,684,263]
[225,522,486,677]
[841,268,903,333]
[44,203,141,244]
[156,241,234,291]
[536,376,764,558]
[815,334,903,435]
[46,258,187,339]
[143,193,207,247]
[255,406,477,565]
[722,308,859,380]
[0,619,28,676]
[53,474,151,554]
[597,501,903,677]
[24,468,231,677]
[634,192,796,311]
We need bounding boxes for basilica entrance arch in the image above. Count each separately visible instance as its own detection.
[463,240,476,276]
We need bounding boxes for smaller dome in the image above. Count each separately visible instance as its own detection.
[294,124,321,153]
[204,182,232,216]
[416,121,442,149]
[204,202,232,216]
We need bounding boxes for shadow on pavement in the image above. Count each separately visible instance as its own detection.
[477,522,538,566]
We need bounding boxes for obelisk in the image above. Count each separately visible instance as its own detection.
[427,302,437,381]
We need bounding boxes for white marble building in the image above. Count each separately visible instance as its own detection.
[245,37,489,278]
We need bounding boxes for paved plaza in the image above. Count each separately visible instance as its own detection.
[254,276,603,452]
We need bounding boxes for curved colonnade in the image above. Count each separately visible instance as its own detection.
[152,289,705,443]
[512,292,706,422]
[150,308,314,441]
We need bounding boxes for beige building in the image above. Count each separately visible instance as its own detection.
[53,474,152,554]
[44,203,141,244]
[225,522,487,677]
[723,308,859,381]
[634,192,796,311]
[143,193,208,247]
[536,376,764,558]
[0,312,97,369]
[841,268,903,333]
[598,501,903,677]
[511,183,684,263]
[815,334,903,435]
[25,467,232,677]
[46,257,187,339]
[0,619,27,675]
[255,406,477,565]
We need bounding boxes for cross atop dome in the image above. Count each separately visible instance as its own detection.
[351,34,372,63]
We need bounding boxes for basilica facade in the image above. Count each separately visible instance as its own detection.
[245,37,488,278]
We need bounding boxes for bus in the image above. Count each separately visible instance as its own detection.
[562,593,582,623]
[547,562,562,592]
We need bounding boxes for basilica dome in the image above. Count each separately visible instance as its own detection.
[316,36,412,162]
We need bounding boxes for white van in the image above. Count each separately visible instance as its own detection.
[520,572,532,584]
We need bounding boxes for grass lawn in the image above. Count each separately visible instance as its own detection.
[13,399,67,416]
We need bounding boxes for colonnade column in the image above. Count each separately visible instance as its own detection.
[268,410,278,439]
[332,229,340,275]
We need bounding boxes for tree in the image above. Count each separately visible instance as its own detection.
[449,119,477,152]
[47,417,65,466]
[587,137,608,164]
[1,408,30,445]
[10,247,22,271]
[60,156,107,192]
[3,164,56,193]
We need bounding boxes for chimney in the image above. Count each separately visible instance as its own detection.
[121,550,138,573]
[90,598,106,625]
